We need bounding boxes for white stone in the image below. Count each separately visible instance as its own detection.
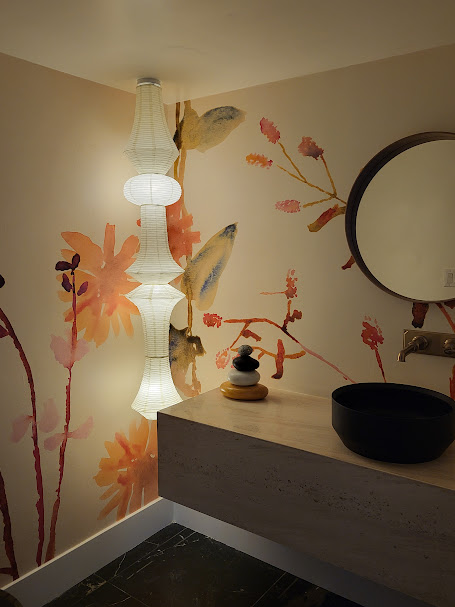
[228,369,260,386]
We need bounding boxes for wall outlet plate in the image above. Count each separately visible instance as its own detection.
[403,329,455,358]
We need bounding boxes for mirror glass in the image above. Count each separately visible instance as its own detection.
[346,133,455,302]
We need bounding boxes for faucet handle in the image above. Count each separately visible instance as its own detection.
[443,339,455,355]
[398,335,429,362]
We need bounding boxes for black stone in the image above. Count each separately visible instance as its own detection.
[232,355,259,371]
[44,524,366,607]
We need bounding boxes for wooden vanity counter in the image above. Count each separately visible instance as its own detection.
[158,388,455,607]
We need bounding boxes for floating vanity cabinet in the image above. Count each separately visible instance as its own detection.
[157,388,455,607]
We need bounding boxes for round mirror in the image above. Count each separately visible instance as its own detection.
[346,132,455,302]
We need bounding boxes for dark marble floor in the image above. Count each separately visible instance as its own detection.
[45,524,364,607]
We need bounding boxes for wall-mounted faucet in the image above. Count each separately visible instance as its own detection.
[398,330,455,362]
[397,335,428,362]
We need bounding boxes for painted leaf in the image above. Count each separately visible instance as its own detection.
[11,414,32,442]
[272,339,285,379]
[260,118,280,143]
[0,325,8,338]
[276,199,300,213]
[44,417,93,451]
[61,274,72,292]
[182,223,237,311]
[307,204,345,232]
[55,261,72,271]
[50,333,90,369]
[246,153,273,168]
[341,255,355,270]
[169,325,205,397]
[0,274,4,288]
[77,281,88,296]
[44,433,64,451]
[38,399,60,433]
[179,102,246,152]
[412,302,429,328]
[242,329,261,341]
[70,416,94,439]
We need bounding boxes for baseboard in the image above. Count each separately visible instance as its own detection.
[173,504,431,607]
[4,498,174,607]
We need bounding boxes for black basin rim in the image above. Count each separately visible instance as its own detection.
[332,383,455,421]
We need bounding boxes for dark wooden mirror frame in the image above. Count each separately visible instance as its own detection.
[345,131,455,303]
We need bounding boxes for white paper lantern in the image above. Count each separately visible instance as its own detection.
[124,174,181,206]
[127,205,183,284]
[124,78,184,420]
[124,78,179,175]
[130,356,183,418]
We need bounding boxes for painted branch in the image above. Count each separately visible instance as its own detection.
[0,469,19,580]
[437,303,455,333]
[0,308,44,566]
[224,317,356,383]
[46,274,77,562]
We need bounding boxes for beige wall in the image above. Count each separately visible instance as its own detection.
[0,52,149,582]
[2,42,455,585]
[170,43,455,399]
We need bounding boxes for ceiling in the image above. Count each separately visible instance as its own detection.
[1,0,455,103]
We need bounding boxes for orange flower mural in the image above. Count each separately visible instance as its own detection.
[59,224,140,347]
[94,418,158,521]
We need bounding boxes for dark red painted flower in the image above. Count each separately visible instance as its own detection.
[203,313,223,328]
[361,319,384,350]
[284,269,298,299]
[298,137,324,159]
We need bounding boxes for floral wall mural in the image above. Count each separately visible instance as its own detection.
[2,43,455,588]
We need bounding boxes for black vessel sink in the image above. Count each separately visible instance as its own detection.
[332,383,455,463]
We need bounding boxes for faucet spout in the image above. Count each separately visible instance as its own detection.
[397,335,429,362]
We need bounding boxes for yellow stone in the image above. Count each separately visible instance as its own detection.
[220,381,268,401]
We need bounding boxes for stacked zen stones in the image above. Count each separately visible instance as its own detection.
[220,344,268,400]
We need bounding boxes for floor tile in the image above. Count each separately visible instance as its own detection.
[44,574,106,606]
[253,572,363,607]
[44,525,365,607]
[112,531,283,607]
[96,523,189,581]
[75,582,146,606]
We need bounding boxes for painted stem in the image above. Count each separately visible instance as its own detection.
[374,348,387,383]
[225,317,356,383]
[45,273,77,562]
[0,307,44,566]
[0,469,19,580]
[321,155,339,199]
[277,142,346,205]
[437,303,455,333]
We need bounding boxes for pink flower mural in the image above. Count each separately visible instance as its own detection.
[204,269,356,383]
